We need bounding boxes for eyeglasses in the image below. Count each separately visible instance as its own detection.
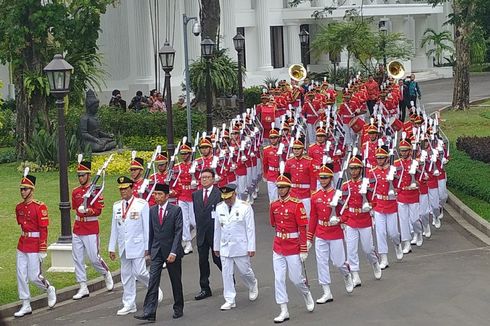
[201,175,213,179]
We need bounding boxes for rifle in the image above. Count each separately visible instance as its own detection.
[79,154,114,212]
[189,132,200,189]
[164,139,182,185]
[328,146,353,225]
[386,131,398,197]
[359,145,372,212]
[139,145,161,199]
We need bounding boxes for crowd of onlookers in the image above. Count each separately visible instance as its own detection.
[109,89,187,113]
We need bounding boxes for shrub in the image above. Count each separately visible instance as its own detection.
[89,150,154,175]
[244,86,263,109]
[122,136,167,151]
[456,136,490,164]
[0,147,15,163]
[17,161,58,173]
[0,109,15,147]
[97,105,205,139]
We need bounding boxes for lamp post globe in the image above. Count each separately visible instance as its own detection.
[159,42,176,155]
[233,33,245,114]
[201,37,215,132]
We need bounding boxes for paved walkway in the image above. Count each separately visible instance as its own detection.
[5,73,490,326]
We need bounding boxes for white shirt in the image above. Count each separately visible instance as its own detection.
[203,185,214,201]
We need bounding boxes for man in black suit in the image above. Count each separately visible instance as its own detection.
[192,168,223,300]
[398,79,409,121]
[134,183,184,322]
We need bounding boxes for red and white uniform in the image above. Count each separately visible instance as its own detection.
[308,142,325,185]
[174,160,196,243]
[71,185,110,283]
[395,158,421,242]
[16,200,52,300]
[262,144,281,202]
[270,196,310,304]
[285,155,316,216]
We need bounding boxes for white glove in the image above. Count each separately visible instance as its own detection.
[77,206,87,214]
[442,157,448,165]
[39,252,47,262]
[307,240,312,251]
[300,252,308,262]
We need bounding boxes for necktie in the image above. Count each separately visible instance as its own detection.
[159,207,164,225]
[204,189,208,206]
[400,86,404,101]
[228,205,232,214]
[125,201,129,209]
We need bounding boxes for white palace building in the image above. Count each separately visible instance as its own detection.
[1,0,452,102]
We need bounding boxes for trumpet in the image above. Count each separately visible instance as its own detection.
[387,60,405,79]
[288,64,307,82]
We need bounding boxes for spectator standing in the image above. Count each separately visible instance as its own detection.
[407,74,422,107]
[109,89,127,111]
[128,91,150,112]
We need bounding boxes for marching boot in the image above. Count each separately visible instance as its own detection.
[372,262,382,280]
[73,282,90,300]
[379,254,389,270]
[344,274,354,293]
[183,241,193,255]
[416,232,424,247]
[395,243,404,261]
[423,223,432,238]
[410,233,418,245]
[316,284,333,304]
[105,271,114,291]
[249,279,259,301]
[273,304,290,323]
[303,291,315,311]
[14,300,32,317]
[434,215,441,229]
[352,271,362,287]
[158,287,163,303]
[47,285,57,308]
[402,241,412,254]
[220,301,236,310]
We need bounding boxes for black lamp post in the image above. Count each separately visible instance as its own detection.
[379,20,388,69]
[201,37,215,133]
[299,28,309,69]
[233,32,245,115]
[43,54,73,243]
[159,41,176,155]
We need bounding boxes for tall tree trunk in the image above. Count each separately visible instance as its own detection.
[452,1,472,110]
[200,0,220,44]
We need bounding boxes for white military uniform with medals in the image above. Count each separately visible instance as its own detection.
[109,195,150,310]
[213,199,257,305]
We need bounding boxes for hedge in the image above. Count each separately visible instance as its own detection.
[456,136,490,164]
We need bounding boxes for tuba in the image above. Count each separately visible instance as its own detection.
[288,64,307,82]
[387,60,405,79]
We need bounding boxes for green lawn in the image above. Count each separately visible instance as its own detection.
[440,100,490,221]
[0,163,122,305]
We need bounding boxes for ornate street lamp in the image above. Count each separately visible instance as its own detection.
[43,54,74,244]
[299,28,309,69]
[233,32,245,115]
[201,37,215,133]
[159,41,176,155]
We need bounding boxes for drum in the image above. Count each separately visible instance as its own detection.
[391,118,404,132]
[349,116,366,134]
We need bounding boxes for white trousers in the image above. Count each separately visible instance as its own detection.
[398,202,421,241]
[306,123,316,145]
[428,187,440,217]
[300,198,311,219]
[343,124,354,146]
[344,226,378,272]
[438,178,448,207]
[315,238,349,285]
[256,158,263,177]
[237,175,248,200]
[120,251,149,308]
[273,252,309,304]
[374,212,401,254]
[333,172,341,189]
[220,255,256,304]
[267,181,278,203]
[16,250,50,300]
[419,194,430,226]
[72,233,109,283]
[246,167,253,190]
[179,200,196,242]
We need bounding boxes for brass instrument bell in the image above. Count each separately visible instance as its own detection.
[288,64,307,82]
[387,60,405,79]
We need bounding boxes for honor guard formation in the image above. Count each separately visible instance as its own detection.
[14,62,450,324]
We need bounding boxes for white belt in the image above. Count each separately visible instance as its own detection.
[268,166,279,171]
[291,184,310,189]
[348,207,363,213]
[318,220,329,226]
[75,216,99,222]
[275,232,299,239]
[21,231,40,238]
[376,194,393,200]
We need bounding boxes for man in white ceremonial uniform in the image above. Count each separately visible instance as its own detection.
[109,176,161,316]
[213,184,259,310]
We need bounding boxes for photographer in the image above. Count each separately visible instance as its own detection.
[109,89,127,111]
[128,91,150,112]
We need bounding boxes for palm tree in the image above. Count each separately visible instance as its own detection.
[420,28,454,66]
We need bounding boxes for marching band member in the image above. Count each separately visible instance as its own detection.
[308,126,328,190]
[369,146,404,272]
[14,173,57,317]
[213,184,258,310]
[129,157,146,198]
[285,138,316,218]
[71,161,113,300]
[109,176,161,316]
[341,155,381,287]
[270,172,314,323]
[262,128,282,202]
[308,164,354,304]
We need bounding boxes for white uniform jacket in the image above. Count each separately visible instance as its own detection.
[108,197,150,259]
[213,199,255,257]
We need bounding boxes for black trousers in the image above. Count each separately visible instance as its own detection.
[143,250,184,317]
[367,100,376,116]
[197,230,222,292]
[399,99,408,121]
[409,95,417,108]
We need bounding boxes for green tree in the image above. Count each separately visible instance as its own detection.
[420,28,454,66]
[0,0,115,159]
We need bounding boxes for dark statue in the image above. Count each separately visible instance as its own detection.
[80,90,117,152]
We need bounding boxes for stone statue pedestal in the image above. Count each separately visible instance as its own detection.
[47,242,75,273]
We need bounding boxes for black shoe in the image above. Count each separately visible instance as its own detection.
[173,311,183,319]
[134,314,156,322]
[194,290,212,300]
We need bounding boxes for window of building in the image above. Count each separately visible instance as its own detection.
[270,26,285,68]
[300,24,310,66]
[236,27,246,68]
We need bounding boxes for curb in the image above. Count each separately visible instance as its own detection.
[0,270,121,321]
